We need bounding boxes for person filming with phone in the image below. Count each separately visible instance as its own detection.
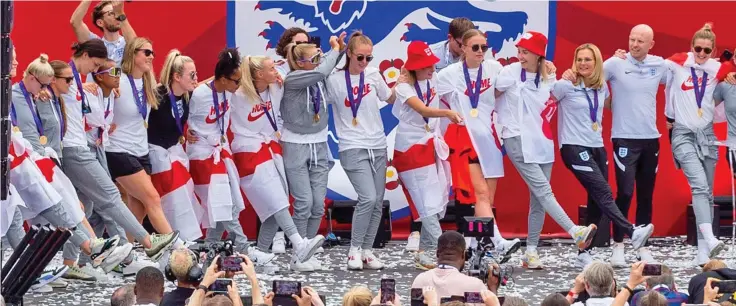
[186,254,263,306]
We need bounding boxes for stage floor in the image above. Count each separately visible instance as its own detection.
[4,236,732,306]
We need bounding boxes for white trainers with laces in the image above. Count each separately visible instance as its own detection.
[610,243,626,268]
[406,231,420,252]
[248,246,277,266]
[362,249,384,270]
[347,247,363,270]
[272,232,286,254]
[289,255,314,272]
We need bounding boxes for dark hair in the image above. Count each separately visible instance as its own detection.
[72,39,108,59]
[214,47,241,80]
[92,59,116,84]
[134,267,164,298]
[448,17,475,39]
[541,294,570,306]
[91,1,114,31]
[276,27,309,58]
[49,60,71,137]
[437,231,465,259]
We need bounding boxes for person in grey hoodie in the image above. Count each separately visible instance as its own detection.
[279,31,346,271]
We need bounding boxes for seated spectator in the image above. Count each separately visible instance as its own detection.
[703,260,728,272]
[630,264,687,306]
[571,262,622,306]
[638,291,666,306]
[134,266,165,306]
[112,284,136,306]
[342,286,373,306]
[162,247,202,306]
[687,265,736,303]
[542,293,570,306]
[412,231,499,297]
[503,296,528,306]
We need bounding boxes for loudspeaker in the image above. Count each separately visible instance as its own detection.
[327,200,392,248]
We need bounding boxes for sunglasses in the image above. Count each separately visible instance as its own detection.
[136,48,155,57]
[189,71,198,80]
[468,44,489,53]
[355,54,374,63]
[94,67,122,77]
[58,76,74,84]
[299,52,323,65]
[32,75,51,87]
[226,76,241,85]
[694,46,713,55]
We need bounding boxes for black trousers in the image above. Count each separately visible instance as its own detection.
[611,138,658,242]
[560,145,634,249]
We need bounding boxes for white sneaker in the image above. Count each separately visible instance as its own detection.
[62,265,97,282]
[637,247,657,264]
[248,246,277,266]
[707,238,726,258]
[307,256,324,271]
[89,236,121,268]
[315,247,325,254]
[294,235,325,263]
[571,225,598,250]
[495,238,522,258]
[347,247,363,270]
[406,231,420,252]
[34,265,68,289]
[522,250,543,270]
[289,255,314,272]
[362,249,384,270]
[694,240,710,267]
[272,232,286,254]
[30,284,52,293]
[100,243,133,273]
[79,265,109,282]
[630,224,654,250]
[575,251,593,269]
[610,243,626,268]
[49,278,68,288]
[113,258,157,277]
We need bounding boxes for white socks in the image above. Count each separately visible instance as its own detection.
[288,233,304,247]
[698,223,717,242]
[491,223,504,246]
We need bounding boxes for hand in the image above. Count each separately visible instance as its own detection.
[83,83,99,96]
[276,74,284,87]
[109,123,117,135]
[544,60,557,75]
[335,32,347,51]
[238,254,257,280]
[113,88,120,98]
[481,290,501,306]
[614,49,627,59]
[705,278,721,302]
[293,288,313,306]
[666,121,673,130]
[37,89,52,102]
[264,292,275,306]
[228,282,242,306]
[561,69,577,82]
[726,72,736,85]
[186,129,199,143]
[422,286,438,306]
[572,273,585,294]
[398,68,410,84]
[486,263,501,293]
[445,110,463,124]
[201,255,225,287]
[626,261,648,288]
[112,0,124,14]
[304,287,324,306]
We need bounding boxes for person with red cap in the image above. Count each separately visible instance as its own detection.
[495,31,598,270]
[392,40,462,270]
[436,29,520,258]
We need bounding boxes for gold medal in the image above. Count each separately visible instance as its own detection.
[179,136,186,145]
[12,126,19,133]
[39,136,48,145]
[352,118,358,126]
[96,138,102,147]
[470,109,479,118]
[698,108,703,118]
[314,114,320,123]
[425,124,431,132]
[275,131,282,139]
[144,121,148,129]
[592,122,599,132]
[221,135,227,144]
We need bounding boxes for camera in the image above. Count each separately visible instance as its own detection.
[189,240,235,270]
[461,217,513,286]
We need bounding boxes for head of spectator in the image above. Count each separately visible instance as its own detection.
[276,27,310,58]
[503,296,529,306]
[92,1,122,33]
[704,260,728,272]
[436,230,466,270]
[541,293,570,306]
[639,291,667,306]
[445,17,475,57]
[583,262,616,297]
[111,284,136,306]
[169,247,201,288]
[342,286,373,306]
[203,295,234,306]
[134,266,165,305]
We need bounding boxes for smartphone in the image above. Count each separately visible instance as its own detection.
[218,256,244,272]
[410,288,423,300]
[450,295,465,302]
[714,280,736,293]
[721,50,734,62]
[380,279,396,304]
[209,278,232,293]
[309,36,321,48]
[642,264,662,276]
[465,292,483,303]
[440,297,452,304]
[273,280,302,297]
[498,296,506,305]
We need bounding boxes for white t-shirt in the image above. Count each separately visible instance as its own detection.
[189,83,232,145]
[106,74,151,156]
[84,87,115,147]
[89,33,126,67]
[61,67,91,149]
[393,78,439,152]
[553,80,610,148]
[230,86,283,139]
[663,52,721,131]
[326,67,391,152]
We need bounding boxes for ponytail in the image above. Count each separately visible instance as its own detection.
[285,42,317,71]
[159,49,194,101]
[23,54,54,79]
[692,22,716,51]
[342,30,373,70]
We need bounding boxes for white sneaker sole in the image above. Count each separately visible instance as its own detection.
[631,225,654,250]
[101,243,133,273]
[709,241,726,258]
[296,235,325,263]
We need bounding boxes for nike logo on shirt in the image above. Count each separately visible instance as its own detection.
[205,103,229,124]
[247,102,272,122]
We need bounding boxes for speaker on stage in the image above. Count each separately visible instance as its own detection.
[1,1,13,202]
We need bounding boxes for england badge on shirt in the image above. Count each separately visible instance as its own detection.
[619,147,628,158]
[650,68,656,76]
[579,151,590,161]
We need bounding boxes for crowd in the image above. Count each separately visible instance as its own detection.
[2,0,736,305]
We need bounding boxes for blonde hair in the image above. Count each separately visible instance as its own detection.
[122,37,159,109]
[692,23,716,50]
[342,31,373,70]
[285,42,318,71]
[342,286,372,306]
[159,49,194,101]
[240,55,273,102]
[572,43,605,90]
[23,54,54,79]
[583,262,615,297]
[168,248,194,280]
[639,291,667,306]
[703,259,727,272]
[459,29,485,61]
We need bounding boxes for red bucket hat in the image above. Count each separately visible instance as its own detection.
[404,41,440,70]
[515,31,548,57]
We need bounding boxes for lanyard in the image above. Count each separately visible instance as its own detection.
[104,94,113,119]
[127,74,148,124]
[168,89,184,136]
[19,81,44,138]
[345,69,365,125]
[437,264,458,271]
[49,90,65,141]
[311,83,322,120]
[70,60,91,114]
[520,68,541,88]
[260,90,278,132]
[582,87,599,125]
[210,81,227,137]
[690,67,708,115]
[413,80,431,124]
[10,102,17,127]
[462,61,483,110]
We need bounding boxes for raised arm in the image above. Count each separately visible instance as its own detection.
[70,0,93,43]
[112,1,137,42]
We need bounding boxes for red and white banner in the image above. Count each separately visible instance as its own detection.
[231,137,289,222]
[8,131,59,220]
[189,143,245,229]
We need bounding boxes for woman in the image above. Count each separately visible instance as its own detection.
[553,43,653,268]
[188,47,248,254]
[9,53,127,273]
[392,40,460,270]
[494,32,597,269]
[148,49,204,242]
[275,27,311,79]
[664,23,729,265]
[230,55,324,270]
[106,37,176,239]
[325,31,395,270]
[437,29,520,256]
[280,32,345,270]
[60,38,179,262]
